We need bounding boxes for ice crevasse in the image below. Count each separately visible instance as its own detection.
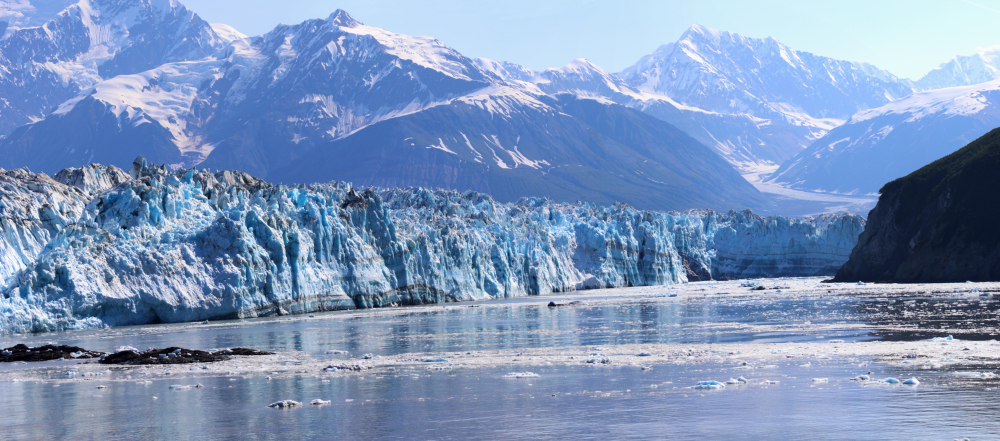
[0,157,865,333]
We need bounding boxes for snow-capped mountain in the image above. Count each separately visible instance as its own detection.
[0,0,225,135]
[524,57,836,169]
[913,46,1000,90]
[0,9,501,173]
[268,91,766,211]
[768,80,1000,195]
[0,7,766,211]
[619,24,913,121]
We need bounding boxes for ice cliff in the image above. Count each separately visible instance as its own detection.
[0,158,865,333]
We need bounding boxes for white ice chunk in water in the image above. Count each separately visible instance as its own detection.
[902,378,920,385]
[503,372,540,378]
[310,399,331,405]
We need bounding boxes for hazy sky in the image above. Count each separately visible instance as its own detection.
[182,0,1000,80]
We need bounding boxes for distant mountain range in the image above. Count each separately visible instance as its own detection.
[3,0,1000,214]
[769,80,1000,195]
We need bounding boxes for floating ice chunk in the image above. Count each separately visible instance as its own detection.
[114,346,140,354]
[323,366,339,372]
[694,381,726,390]
[423,357,448,363]
[811,378,829,383]
[96,385,107,389]
[828,340,846,344]
[636,352,652,357]
[503,372,540,379]
[953,371,996,378]
[268,400,301,408]
[725,377,748,385]
[325,350,348,355]
[857,282,866,285]
[310,399,331,405]
[902,378,920,386]
[762,380,780,385]
[169,384,192,390]
[882,378,900,384]
[930,335,955,342]
[362,354,375,360]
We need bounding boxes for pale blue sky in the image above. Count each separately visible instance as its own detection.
[182,0,1000,80]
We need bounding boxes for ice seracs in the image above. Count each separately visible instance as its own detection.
[0,158,864,334]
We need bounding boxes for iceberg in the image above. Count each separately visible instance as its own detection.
[0,158,865,334]
[694,380,726,389]
[268,400,301,408]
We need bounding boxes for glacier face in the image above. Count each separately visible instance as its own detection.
[0,159,864,334]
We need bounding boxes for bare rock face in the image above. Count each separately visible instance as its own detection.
[0,158,863,334]
[835,127,1000,283]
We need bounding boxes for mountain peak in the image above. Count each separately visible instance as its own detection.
[327,9,361,27]
[552,58,603,74]
[681,24,727,42]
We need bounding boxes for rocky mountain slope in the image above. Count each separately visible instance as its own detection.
[0,8,769,212]
[0,157,864,333]
[619,24,913,121]
[507,57,831,169]
[267,92,767,212]
[768,80,1000,195]
[834,128,1000,282]
[0,0,226,136]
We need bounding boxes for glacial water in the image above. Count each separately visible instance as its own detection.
[1,279,999,439]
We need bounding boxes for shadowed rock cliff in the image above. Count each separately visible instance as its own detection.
[835,127,1000,282]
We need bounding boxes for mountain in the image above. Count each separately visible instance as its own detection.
[0,0,226,136]
[608,24,916,169]
[834,128,1000,282]
[0,159,863,333]
[0,8,502,173]
[913,46,1000,91]
[268,91,766,211]
[0,8,769,212]
[768,80,1000,195]
[525,57,834,169]
[619,24,913,121]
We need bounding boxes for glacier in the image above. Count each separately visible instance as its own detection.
[0,158,864,334]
